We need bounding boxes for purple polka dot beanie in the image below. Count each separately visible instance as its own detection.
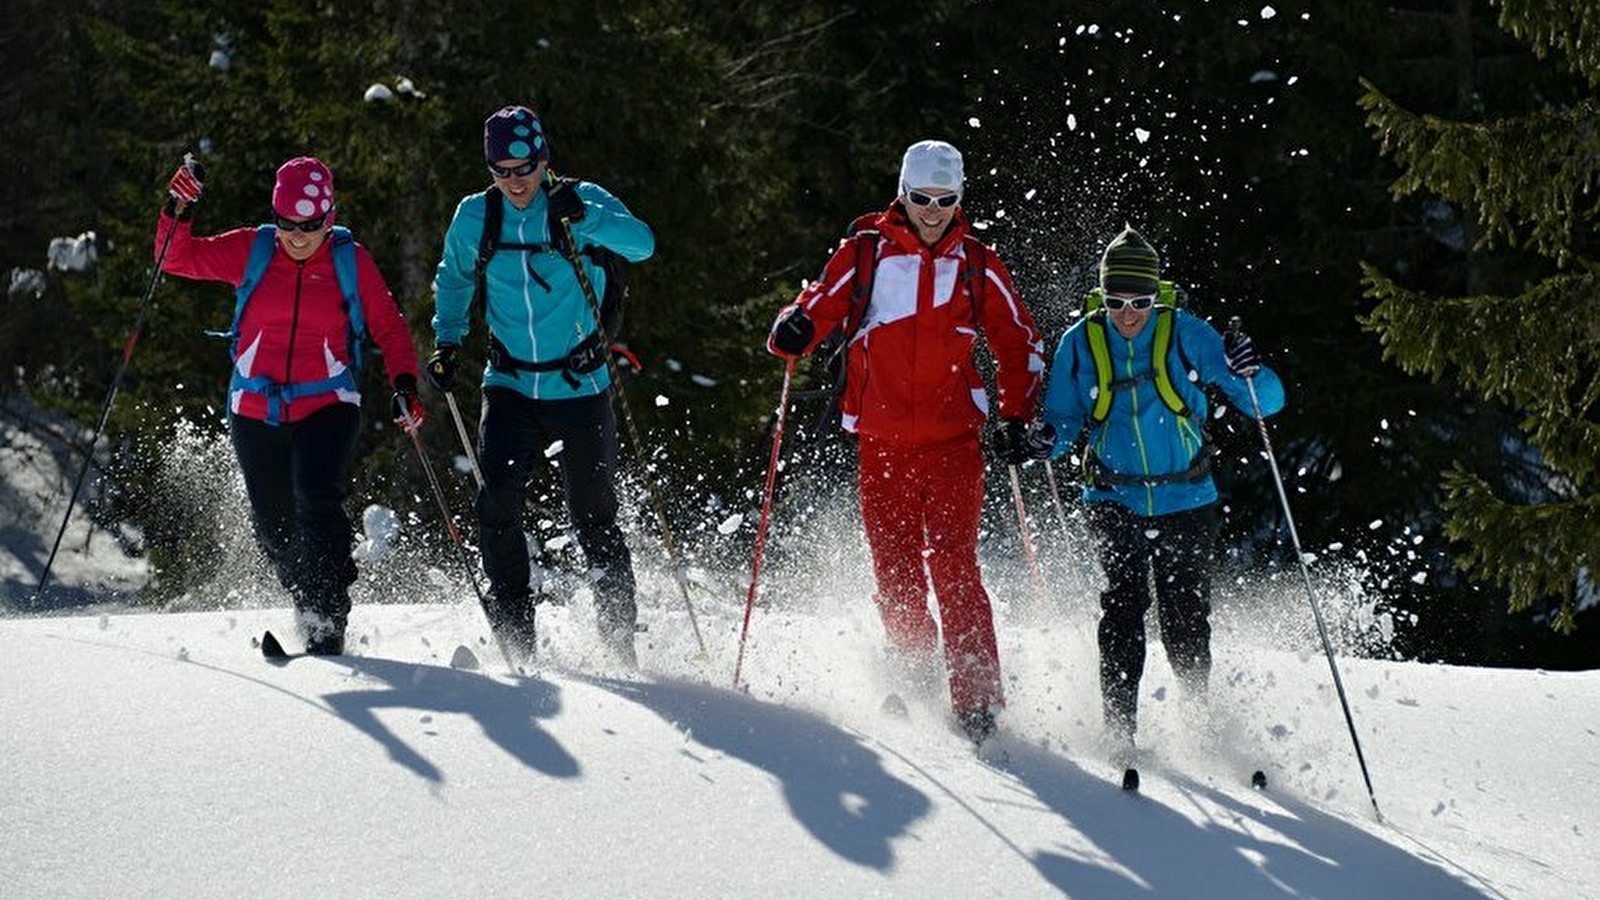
[272,157,335,222]
[483,105,549,163]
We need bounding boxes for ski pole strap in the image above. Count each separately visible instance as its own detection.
[487,333,607,389]
[1084,445,1212,488]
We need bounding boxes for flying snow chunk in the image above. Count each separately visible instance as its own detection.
[1250,70,1280,84]
[1135,128,1151,143]
[543,440,565,458]
[1067,113,1078,131]
[1411,571,1428,585]
[691,374,718,388]
[1368,519,1384,530]
[1024,188,1038,201]
[717,513,744,535]
[209,50,231,72]
[968,117,982,129]
[354,504,400,562]
[655,395,670,407]
[9,267,46,300]
[666,358,684,372]
[1261,6,1278,19]
[364,83,395,104]
[47,232,98,273]
[453,455,472,474]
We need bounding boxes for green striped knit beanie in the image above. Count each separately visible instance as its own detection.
[1099,226,1160,294]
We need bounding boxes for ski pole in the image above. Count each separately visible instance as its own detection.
[1007,464,1046,599]
[732,358,794,689]
[1043,459,1073,544]
[1230,316,1382,822]
[400,411,523,671]
[443,391,484,490]
[545,169,707,659]
[33,158,197,605]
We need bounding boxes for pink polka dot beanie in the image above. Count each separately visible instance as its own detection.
[271,157,336,222]
[483,105,549,163]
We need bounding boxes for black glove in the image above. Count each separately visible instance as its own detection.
[1224,329,1261,376]
[392,373,425,432]
[992,418,1056,465]
[768,308,814,358]
[546,179,586,223]
[426,345,458,392]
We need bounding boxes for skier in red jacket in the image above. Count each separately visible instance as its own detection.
[767,140,1045,745]
[156,156,422,655]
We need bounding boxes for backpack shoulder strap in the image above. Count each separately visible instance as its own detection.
[227,225,280,344]
[1149,306,1190,418]
[1084,310,1115,423]
[472,188,505,322]
[963,236,988,325]
[328,226,365,370]
[843,228,879,339]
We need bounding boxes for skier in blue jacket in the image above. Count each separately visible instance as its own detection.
[996,226,1285,751]
[427,105,655,666]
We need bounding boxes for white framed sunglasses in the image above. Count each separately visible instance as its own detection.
[1103,293,1157,311]
[906,189,961,209]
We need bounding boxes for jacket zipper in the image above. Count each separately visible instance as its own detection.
[284,260,305,412]
[1125,335,1156,514]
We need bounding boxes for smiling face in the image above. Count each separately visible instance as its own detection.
[901,186,960,245]
[1106,292,1156,339]
[490,158,548,210]
[275,213,332,262]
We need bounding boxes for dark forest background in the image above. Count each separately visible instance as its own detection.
[2,0,1595,667]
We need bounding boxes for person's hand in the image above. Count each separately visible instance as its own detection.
[546,179,585,223]
[1224,328,1261,376]
[392,374,425,432]
[165,158,205,220]
[768,307,814,358]
[992,418,1055,465]
[426,345,458,392]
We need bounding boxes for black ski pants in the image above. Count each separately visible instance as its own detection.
[1087,501,1220,735]
[230,403,361,627]
[476,387,635,637]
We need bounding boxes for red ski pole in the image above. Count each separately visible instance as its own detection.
[732,358,796,689]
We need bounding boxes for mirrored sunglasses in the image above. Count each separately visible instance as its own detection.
[1103,293,1157,311]
[906,189,961,209]
[488,159,540,179]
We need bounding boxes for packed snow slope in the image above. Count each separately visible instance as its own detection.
[3,595,1595,900]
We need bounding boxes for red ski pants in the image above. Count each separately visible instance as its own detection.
[858,434,1004,714]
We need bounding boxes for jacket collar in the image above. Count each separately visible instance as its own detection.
[872,201,970,256]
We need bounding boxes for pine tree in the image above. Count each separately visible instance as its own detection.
[1359,1,1600,632]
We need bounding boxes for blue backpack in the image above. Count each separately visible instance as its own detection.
[214,225,367,425]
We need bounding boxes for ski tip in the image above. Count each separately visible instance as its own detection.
[260,630,289,660]
[1121,767,1141,792]
[1251,770,1268,790]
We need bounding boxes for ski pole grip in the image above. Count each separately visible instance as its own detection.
[183,152,206,183]
[1226,315,1243,340]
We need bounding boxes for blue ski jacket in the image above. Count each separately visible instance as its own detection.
[431,181,654,400]
[1040,308,1286,517]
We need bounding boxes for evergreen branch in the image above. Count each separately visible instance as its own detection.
[1442,466,1599,634]
[1361,263,1600,482]
[1493,0,1600,89]
[1357,79,1600,265]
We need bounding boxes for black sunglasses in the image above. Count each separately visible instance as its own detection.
[274,211,332,233]
[906,189,961,209]
[1103,293,1157,311]
[488,159,540,179]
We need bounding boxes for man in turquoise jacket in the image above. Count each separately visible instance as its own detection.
[427,105,655,666]
[1001,226,1285,752]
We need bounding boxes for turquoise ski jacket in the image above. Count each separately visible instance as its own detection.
[431,181,654,400]
[1040,307,1286,517]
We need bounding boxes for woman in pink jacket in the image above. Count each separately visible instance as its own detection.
[158,157,422,655]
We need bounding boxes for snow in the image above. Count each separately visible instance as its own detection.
[3,591,1596,898]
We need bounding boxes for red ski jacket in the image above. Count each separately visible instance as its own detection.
[773,203,1044,446]
[155,213,420,424]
